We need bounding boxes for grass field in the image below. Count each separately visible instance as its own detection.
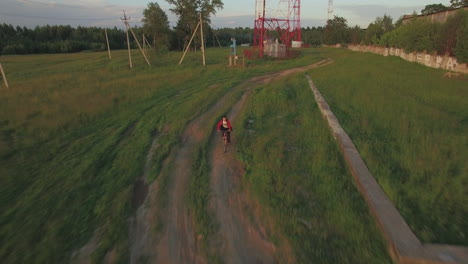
[235,73,392,263]
[0,46,465,263]
[310,48,467,246]
[0,48,326,263]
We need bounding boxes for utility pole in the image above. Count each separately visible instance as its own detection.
[143,35,152,50]
[121,11,132,68]
[104,28,112,60]
[200,13,206,66]
[0,63,9,88]
[146,36,152,49]
[179,13,206,65]
[179,21,201,65]
[121,10,151,68]
[128,27,151,65]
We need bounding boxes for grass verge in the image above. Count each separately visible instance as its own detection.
[0,47,329,263]
[311,48,467,245]
[235,72,393,263]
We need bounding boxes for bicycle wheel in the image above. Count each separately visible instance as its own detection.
[223,133,227,153]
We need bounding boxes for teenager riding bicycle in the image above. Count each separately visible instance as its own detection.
[216,116,232,143]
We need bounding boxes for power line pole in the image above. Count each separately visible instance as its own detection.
[0,63,9,88]
[179,21,201,65]
[128,27,151,65]
[144,36,152,49]
[121,10,132,68]
[179,13,207,66]
[104,28,112,60]
[121,10,151,68]
[200,13,206,66]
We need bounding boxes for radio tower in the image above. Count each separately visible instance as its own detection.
[253,0,302,57]
[328,0,333,20]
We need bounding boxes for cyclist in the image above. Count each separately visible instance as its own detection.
[216,116,232,143]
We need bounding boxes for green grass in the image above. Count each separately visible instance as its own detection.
[2,46,463,263]
[0,47,328,263]
[310,48,468,245]
[236,73,393,263]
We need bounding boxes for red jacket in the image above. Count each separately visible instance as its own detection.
[217,119,232,131]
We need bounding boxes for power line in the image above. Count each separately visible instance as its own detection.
[0,12,116,21]
[0,12,142,22]
[18,0,88,9]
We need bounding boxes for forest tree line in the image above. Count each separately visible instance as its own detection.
[0,22,331,56]
[1,1,466,63]
[323,1,468,63]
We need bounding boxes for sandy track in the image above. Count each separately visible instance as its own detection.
[128,59,334,264]
[208,59,334,264]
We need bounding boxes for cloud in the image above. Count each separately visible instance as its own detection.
[210,14,326,29]
[1,0,144,28]
[211,15,253,28]
[335,4,423,27]
[1,1,424,29]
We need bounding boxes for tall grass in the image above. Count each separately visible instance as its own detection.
[311,48,467,245]
[0,48,329,263]
[236,73,392,263]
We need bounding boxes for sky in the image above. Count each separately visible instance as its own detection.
[0,0,454,29]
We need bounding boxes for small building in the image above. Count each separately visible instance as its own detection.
[291,41,303,48]
[264,39,286,58]
[402,6,468,24]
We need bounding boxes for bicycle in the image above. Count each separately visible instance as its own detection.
[221,130,229,153]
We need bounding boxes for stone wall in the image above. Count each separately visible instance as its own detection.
[402,7,468,25]
[348,45,468,74]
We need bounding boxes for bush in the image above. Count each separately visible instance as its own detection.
[1,45,16,55]
[454,24,468,62]
[1,44,27,55]
[437,10,468,56]
[398,19,440,52]
[373,10,467,60]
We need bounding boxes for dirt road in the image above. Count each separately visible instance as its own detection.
[129,59,334,264]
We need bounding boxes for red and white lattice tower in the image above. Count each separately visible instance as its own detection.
[253,0,301,57]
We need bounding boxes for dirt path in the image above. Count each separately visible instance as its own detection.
[129,59,334,264]
[208,91,276,263]
[208,59,334,264]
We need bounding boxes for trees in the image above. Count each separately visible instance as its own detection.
[349,25,363,45]
[421,4,449,15]
[437,10,462,55]
[142,2,170,51]
[302,27,324,46]
[450,0,468,8]
[323,16,350,45]
[0,24,127,55]
[166,0,223,23]
[166,0,223,49]
[363,15,394,45]
[454,23,468,62]
[399,19,440,52]
[439,10,468,61]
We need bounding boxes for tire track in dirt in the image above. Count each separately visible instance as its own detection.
[138,59,335,264]
[207,58,334,264]
[154,82,248,264]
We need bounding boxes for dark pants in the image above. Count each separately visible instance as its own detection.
[220,128,231,143]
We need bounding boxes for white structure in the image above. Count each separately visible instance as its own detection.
[291,41,303,48]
